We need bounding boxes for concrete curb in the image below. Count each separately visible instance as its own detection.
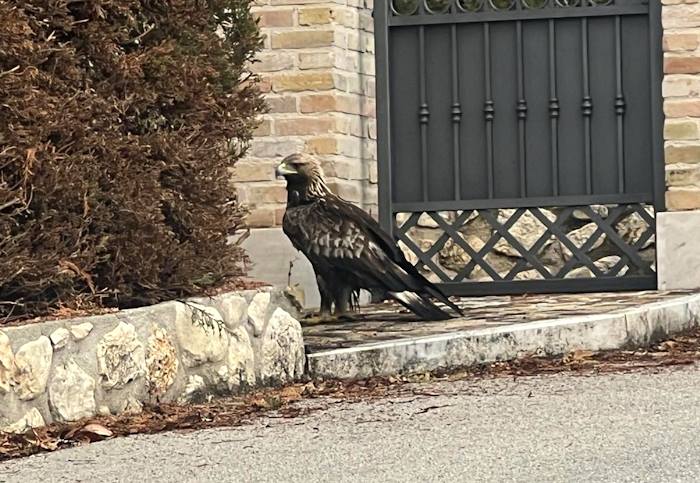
[306,293,700,379]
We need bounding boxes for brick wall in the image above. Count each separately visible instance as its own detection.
[663,0,700,211]
[237,2,699,224]
[234,0,377,228]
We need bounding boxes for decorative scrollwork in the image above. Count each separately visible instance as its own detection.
[483,100,495,121]
[582,96,593,117]
[419,103,430,124]
[391,0,419,16]
[489,0,515,10]
[425,0,450,13]
[458,0,483,11]
[549,97,560,119]
[557,0,615,6]
[522,0,547,8]
[516,99,528,120]
[615,95,626,116]
[451,103,463,123]
[390,0,617,16]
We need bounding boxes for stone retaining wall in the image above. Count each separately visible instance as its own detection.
[0,289,304,433]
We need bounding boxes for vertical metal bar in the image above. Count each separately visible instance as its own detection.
[648,0,666,213]
[581,17,593,195]
[451,24,462,201]
[375,0,394,232]
[548,18,560,197]
[614,15,626,194]
[516,20,527,198]
[648,0,664,288]
[484,23,495,199]
[418,26,429,202]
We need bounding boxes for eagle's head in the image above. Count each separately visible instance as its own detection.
[275,153,324,182]
[275,153,330,201]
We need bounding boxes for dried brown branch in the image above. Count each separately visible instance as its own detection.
[0,0,266,322]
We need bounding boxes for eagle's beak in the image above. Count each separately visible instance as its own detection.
[275,161,296,178]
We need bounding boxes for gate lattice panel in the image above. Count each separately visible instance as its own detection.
[374,0,664,294]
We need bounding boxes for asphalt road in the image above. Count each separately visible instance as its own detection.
[2,365,700,483]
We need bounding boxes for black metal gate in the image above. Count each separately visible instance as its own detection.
[374,0,664,295]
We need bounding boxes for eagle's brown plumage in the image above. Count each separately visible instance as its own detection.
[276,153,462,320]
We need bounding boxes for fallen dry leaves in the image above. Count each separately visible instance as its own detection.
[2,328,700,461]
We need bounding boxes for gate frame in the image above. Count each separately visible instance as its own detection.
[374,0,666,295]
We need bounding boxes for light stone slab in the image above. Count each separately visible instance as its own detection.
[658,210,700,290]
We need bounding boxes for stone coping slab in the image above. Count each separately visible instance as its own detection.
[306,291,700,379]
[0,288,304,433]
[303,291,693,351]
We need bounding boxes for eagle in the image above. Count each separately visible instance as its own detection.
[276,153,463,321]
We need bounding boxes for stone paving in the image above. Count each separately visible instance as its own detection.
[303,291,695,353]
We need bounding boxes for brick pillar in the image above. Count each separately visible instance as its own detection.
[234,0,376,307]
[658,0,700,290]
[663,0,700,210]
[234,0,377,228]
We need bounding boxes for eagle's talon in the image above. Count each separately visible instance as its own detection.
[300,315,336,326]
[302,309,332,319]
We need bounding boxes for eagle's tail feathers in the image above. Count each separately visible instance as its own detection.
[389,291,453,321]
[393,257,463,316]
[422,286,463,316]
[383,261,462,318]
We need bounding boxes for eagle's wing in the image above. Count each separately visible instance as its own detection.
[325,198,462,315]
[284,197,461,317]
[282,203,336,305]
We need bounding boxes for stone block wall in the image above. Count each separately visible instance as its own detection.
[663,0,700,211]
[234,0,377,228]
[0,289,304,432]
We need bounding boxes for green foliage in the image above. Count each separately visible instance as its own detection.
[0,0,265,321]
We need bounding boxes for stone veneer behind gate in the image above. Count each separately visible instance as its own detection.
[0,288,304,433]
